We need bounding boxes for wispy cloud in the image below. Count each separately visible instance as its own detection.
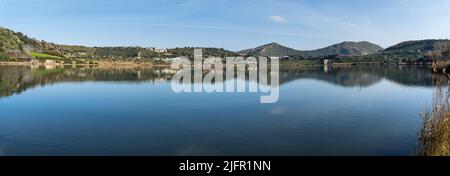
[96,19,329,40]
[268,15,286,23]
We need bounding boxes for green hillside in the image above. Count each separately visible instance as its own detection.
[358,39,450,63]
[1,27,238,61]
[30,52,64,60]
[383,40,450,53]
[302,41,383,57]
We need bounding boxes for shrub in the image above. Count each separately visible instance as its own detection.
[0,52,10,60]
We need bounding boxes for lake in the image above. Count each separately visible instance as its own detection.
[0,65,439,156]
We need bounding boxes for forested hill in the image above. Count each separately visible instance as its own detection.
[381,40,450,58]
[1,27,238,60]
[301,41,383,57]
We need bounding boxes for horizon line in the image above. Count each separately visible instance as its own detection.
[2,26,450,52]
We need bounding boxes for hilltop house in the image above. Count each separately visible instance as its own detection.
[150,48,168,53]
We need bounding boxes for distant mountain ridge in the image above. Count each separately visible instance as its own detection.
[239,41,383,57]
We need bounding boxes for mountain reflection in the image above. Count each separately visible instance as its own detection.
[280,65,434,87]
[0,65,437,98]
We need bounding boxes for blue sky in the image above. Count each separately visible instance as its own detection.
[1,0,450,51]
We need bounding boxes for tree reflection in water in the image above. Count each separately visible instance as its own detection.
[1,65,435,99]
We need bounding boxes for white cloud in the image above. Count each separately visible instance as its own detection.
[269,15,286,23]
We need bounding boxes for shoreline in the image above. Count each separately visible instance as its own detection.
[0,61,172,68]
[1,61,433,68]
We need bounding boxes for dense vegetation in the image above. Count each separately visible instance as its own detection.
[384,40,450,54]
[30,52,64,60]
[0,27,238,62]
[302,41,383,57]
[2,27,450,65]
[168,47,239,59]
[0,49,9,60]
[382,39,450,60]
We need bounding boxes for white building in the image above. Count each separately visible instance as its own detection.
[45,60,56,65]
[150,48,168,53]
[324,59,333,65]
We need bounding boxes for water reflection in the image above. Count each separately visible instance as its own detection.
[0,65,436,99]
[280,65,434,87]
[0,64,442,156]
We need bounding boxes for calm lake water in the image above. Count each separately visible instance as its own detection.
[0,65,438,156]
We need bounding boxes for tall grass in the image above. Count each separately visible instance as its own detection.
[418,76,450,156]
[432,60,450,74]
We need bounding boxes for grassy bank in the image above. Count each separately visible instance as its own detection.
[30,52,64,60]
[418,77,450,156]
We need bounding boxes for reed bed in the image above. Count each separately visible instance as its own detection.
[418,77,450,156]
[432,60,450,74]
